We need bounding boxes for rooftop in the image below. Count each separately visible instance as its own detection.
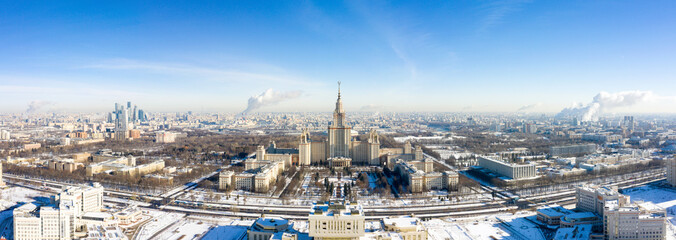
[253,217,290,232]
[562,212,598,223]
[383,216,421,229]
[310,202,363,216]
[553,224,592,240]
[537,205,574,217]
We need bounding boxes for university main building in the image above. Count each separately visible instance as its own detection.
[220,83,458,193]
[298,82,381,167]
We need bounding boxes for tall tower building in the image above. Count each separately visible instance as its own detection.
[366,129,380,165]
[328,82,351,158]
[132,105,138,121]
[299,129,311,166]
[667,158,676,187]
[114,104,129,140]
[299,82,381,166]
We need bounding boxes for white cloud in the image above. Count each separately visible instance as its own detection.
[83,58,314,85]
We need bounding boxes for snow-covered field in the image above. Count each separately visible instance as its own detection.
[0,186,47,210]
[135,210,186,240]
[425,212,544,240]
[152,219,212,240]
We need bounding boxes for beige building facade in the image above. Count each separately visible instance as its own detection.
[309,202,365,240]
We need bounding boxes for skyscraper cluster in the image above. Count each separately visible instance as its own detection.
[108,101,147,141]
[107,101,147,124]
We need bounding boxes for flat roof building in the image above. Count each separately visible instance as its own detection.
[309,202,365,240]
[477,156,536,180]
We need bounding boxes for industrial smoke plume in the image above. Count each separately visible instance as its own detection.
[241,89,302,114]
[556,90,657,121]
[517,103,542,112]
[25,100,54,113]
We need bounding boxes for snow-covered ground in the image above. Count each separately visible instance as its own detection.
[0,186,47,210]
[152,219,212,240]
[135,210,186,240]
[424,211,544,240]
[0,186,50,239]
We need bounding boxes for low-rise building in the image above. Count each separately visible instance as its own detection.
[559,212,602,232]
[71,152,92,162]
[550,144,596,156]
[48,159,80,173]
[477,156,536,179]
[22,143,41,151]
[553,224,592,240]
[86,156,164,177]
[232,146,290,193]
[248,217,292,240]
[309,202,365,240]
[219,170,234,190]
[155,131,177,143]
[536,205,574,225]
[391,158,458,193]
[381,216,427,240]
[327,157,352,168]
[113,206,143,226]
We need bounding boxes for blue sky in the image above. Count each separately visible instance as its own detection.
[1,0,675,113]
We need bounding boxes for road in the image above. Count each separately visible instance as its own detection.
[2,168,666,221]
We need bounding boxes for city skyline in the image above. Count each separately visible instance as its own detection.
[2,1,676,113]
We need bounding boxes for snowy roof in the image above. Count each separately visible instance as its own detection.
[82,212,113,220]
[562,212,597,223]
[553,224,592,240]
[254,217,289,231]
[537,205,574,217]
[383,216,419,228]
[310,202,363,216]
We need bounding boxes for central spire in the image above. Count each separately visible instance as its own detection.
[335,81,344,114]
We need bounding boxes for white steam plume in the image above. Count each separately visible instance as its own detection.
[556,90,661,121]
[359,104,384,112]
[26,100,55,113]
[517,103,542,112]
[241,89,302,114]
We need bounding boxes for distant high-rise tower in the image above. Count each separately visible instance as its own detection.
[132,105,138,121]
[622,116,635,131]
[114,104,129,140]
[328,81,351,158]
[366,129,380,165]
[138,109,146,122]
